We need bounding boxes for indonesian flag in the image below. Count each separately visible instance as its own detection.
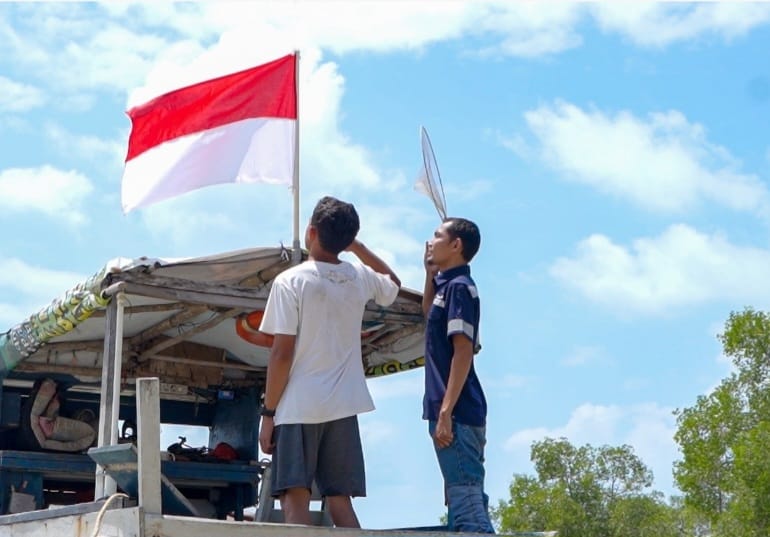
[121,53,297,213]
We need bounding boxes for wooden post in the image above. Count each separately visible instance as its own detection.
[137,377,162,514]
[94,292,128,497]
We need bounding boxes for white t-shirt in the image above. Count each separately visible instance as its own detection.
[259,260,399,425]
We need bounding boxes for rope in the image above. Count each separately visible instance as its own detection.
[89,493,129,537]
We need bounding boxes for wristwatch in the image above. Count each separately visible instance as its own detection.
[260,406,276,418]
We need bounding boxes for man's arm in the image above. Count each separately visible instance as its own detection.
[347,239,401,287]
[432,334,474,448]
[258,333,296,454]
[422,241,438,317]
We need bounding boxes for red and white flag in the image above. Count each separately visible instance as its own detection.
[121,53,297,213]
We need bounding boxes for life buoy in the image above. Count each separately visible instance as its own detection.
[235,310,274,347]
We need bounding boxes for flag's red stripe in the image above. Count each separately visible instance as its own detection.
[126,54,296,161]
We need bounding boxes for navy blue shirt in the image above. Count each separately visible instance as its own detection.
[423,265,487,427]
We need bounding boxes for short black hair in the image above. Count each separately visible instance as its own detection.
[444,217,480,262]
[310,196,360,254]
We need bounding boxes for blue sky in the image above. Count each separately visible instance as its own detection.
[2,1,770,529]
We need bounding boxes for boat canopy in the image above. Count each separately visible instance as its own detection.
[0,246,425,396]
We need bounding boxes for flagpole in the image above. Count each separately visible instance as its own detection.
[291,50,302,265]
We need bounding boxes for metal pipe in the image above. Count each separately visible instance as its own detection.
[101,281,126,298]
[292,49,302,265]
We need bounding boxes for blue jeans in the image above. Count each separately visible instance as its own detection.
[429,420,495,533]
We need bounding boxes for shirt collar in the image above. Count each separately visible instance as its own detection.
[434,264,471,287]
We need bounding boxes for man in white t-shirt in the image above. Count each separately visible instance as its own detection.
[258,196,400,527]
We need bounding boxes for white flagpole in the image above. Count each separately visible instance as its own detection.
[291,50,302,265]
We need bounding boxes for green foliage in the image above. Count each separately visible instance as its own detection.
[493,437,691,536]
[674,307,770,536]
[608,493,679,537]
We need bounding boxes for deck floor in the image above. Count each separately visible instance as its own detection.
[0,506,556,537]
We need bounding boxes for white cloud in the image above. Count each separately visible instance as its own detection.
[593,2,770,48]
[444,179,494,203]
[622,378,650,392]
[368,374,423,401]
[58,26,174,92]
[550,224,770,315]
[127,46,400,257]
[505,403,622,450]
[99,2,770,62]
[1,2,767,109]
[359,418,398,445]
[474,2,584,57]
[0,6,171,93]
[139,192,247,250]
[486,374,534,397]
[125,31,431,280]
[0,258,84,299]
[0,303,30,330]
[128,44,385,191]
[523,101,770,216]
[0,257,85,328]
[561,345,609,367]
[122,2,576,58]
[504,402,678,493]
[496,130,534,160]
[0,76,45,112]
[0,166,93,225]
[209,2,475,55]
[496,374,531,389]
[44,123,126,171]
[350,202,427,288]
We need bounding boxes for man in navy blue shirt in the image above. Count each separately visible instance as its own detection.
[422,217,493,533]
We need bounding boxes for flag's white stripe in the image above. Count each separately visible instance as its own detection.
[122,117,294,213]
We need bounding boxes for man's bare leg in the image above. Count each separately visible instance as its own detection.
[326,495,360,528]
[280,488,312,525]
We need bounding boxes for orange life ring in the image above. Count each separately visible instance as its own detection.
[235,310,274,347]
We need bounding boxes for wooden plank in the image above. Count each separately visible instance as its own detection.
[14,362,105,378]
[138,308,242,361]
[148,354,264,372]
[39,340,105,353]
[146,514,554,537]
[128,304,209,347]
[89,301,192,318]
[0,449,260,486]
[0,451,93,478]
[88,444,200,517]
[236,258,291,287]
[0,506,141,537]
[115,277,268,311]
[164,460,260,486]
[364,323,423,348]
[361,311,424,324]
[0,498,127,525]
[17,352,262,379]
[0,505,555,537]
[137,378,162,515]
[398,287,424,302]
[95,295,120,498]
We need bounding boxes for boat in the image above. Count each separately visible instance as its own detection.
[0,245,555,535]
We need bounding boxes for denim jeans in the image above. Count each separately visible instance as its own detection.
[429,420,495,533]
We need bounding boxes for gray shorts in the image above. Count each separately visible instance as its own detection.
[271,415,366,498]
